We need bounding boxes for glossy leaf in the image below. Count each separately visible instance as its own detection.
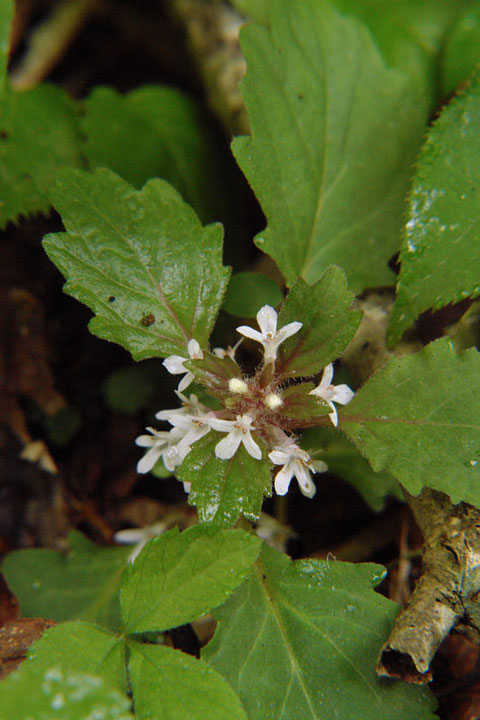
[233,0,425,291]
[390,72,480,343]
[177,433,272,527]
[0,665,132,720]
[128,642,248,720]
[27,621,127,693]
[205,544,436,720]
[277,268,361,379]
[223,272,283,317]
[43,168,230,359]
[121,525,261,634]
[342,339,480,505]
[82,85,221,221]
[1,531,130,632]
[0,84,81,228]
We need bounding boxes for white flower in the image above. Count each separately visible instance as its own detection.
[236,305,302,365]
[114,520,168,563]
[212,338,242,360]
[269,442,327,498]
[163,339,203,391]
[135,425,189,474]
[309,363,354,427]
[209,413,262,460]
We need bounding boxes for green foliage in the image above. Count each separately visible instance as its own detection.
[303,428,402,511]
[2,531,130,632]
[0,84,81,228]
[223,271,283,317]
[27,622,127,693]
[233,0,425,291]
[389,72,480,343]
[342,340,480,505]
[0,665,133,720]
[204,545,436,720]
[128,643,248,720]
[177,435,272,526]
[43,168,230,359]
[443,2,480,95]
[277,267,361,379]
[82,85,221,222]
[121,525,261,634]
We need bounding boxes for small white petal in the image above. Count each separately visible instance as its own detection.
[236,325,265,342]
[319,363,334,390]
[187,339,202,358]
[256,305,278,335]
[274,465,293,495]
[114,528,148,545]
[330,384,355,405]
[163,355,187,375]
[212,347,226,358]
[242,432,262,460]
[178,371,194,392]
[294,463,316,497]
[275,321,302,343]
[137,445,163,474]
[209,417,236,432]
[312,459,328,473]
[269,449,290,465]
[215,432,242,459]
[328,405,339,427]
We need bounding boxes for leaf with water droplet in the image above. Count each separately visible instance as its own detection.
[204,544,436,719]
[390,70,480,343]
[177,433,272,527]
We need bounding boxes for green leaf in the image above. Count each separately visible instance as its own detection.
[27,622,127,693]
[233,0,425,291]
[2,531,130,632]
[0,1,13,98]
[281,383,330,422]
[302,428,402,511]
[177,433,272,527]
[121,525,261,635]
[342,339,480,505]
[204,545,436,720]
[82,85,222,222]
[128,642,248,720]
[186,352,243,399]
[0,666,133,720]
[442,3,480,95]
[43,168,230,359]
[389,72,480,344]
[223,272,283,317]
[328,0,470,104]
[277,268,362,379]
[0,84,81,227]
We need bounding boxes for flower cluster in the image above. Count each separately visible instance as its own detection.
[136,305,354,498]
